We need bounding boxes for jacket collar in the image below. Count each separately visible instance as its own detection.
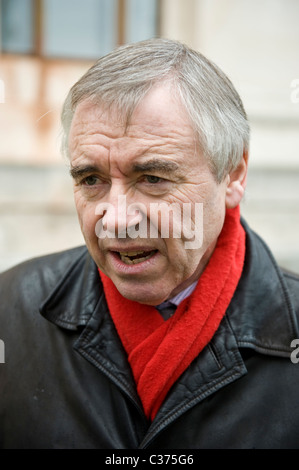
[227,218,299,357]
[40,219,299,357]
[40,248,101,330]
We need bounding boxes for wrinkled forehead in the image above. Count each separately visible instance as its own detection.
[70,82,195,142]
[68,87,200,178]
[70,99,126,134]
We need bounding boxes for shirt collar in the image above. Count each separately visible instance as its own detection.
[156,280,198,310]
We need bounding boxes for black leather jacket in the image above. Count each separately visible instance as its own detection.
[1,219,299,449]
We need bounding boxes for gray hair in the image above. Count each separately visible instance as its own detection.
[61,38,250,182]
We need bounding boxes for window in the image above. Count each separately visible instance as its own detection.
[42,0,118,59]
[0,0,159,59]
[1,0,35,54]
[125,0,158,44]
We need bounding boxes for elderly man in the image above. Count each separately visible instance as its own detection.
[1,39,299,449]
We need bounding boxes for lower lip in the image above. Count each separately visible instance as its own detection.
[108,250,160,275]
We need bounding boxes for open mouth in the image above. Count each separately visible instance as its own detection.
[117,250,157,265]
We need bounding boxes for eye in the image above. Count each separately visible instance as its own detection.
[136,174,171,196]
[144,175,163,184]
[82,175,100,186]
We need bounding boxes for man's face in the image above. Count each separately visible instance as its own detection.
[69,83,230,305]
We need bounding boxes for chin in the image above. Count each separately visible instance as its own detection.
[121,291,164,306]
[116,284,168,306]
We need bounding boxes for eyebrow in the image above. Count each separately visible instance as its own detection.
[70,159,180,180]
[69,165,99,180]
[132,159,179,174]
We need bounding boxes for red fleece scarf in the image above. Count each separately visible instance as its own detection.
[99,207,245,421]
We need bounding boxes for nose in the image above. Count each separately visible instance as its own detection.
[95,195,144,239]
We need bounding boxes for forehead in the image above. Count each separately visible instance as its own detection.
[69,82,195,142]
[67,84,202,180]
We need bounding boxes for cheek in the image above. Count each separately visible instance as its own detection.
[74,195,98,241]
[164,237,201,276]
[202,193,226,246]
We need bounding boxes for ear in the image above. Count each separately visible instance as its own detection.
[225,151,249,209]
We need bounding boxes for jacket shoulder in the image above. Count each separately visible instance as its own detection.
[0,246,88,304]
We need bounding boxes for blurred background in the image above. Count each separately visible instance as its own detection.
[0,0,298,273]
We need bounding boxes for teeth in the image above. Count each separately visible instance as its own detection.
[119,251,144,256]
[118,250,154,265]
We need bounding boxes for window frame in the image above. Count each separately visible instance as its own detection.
[0,0,161,59]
